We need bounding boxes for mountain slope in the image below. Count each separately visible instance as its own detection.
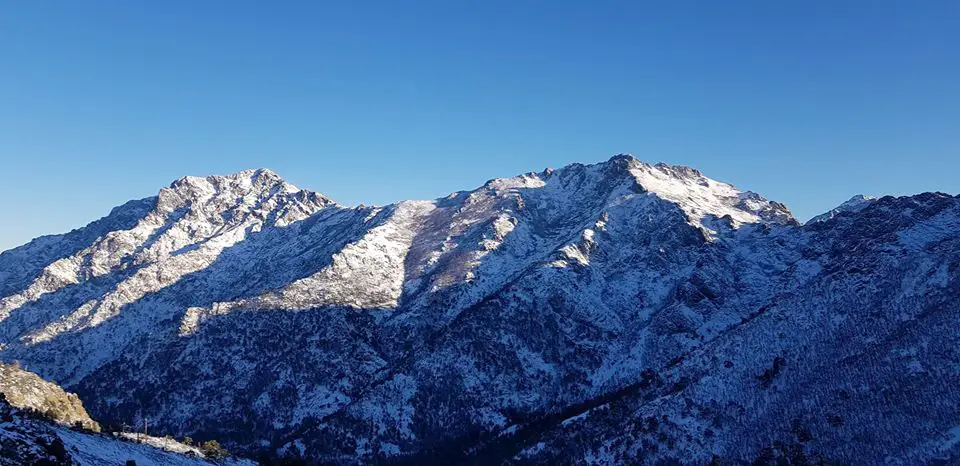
[0,155,956,464]
[0,368,254,466]
[0,396,255,466]
[469,193,960,465]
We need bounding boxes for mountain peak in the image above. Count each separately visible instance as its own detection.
[603,154,704,179]
[163,168,306,209]
[808,194,876,224]
[171,168,295,192]
[842,194,876,206]
[229,167,285,184]
[607,153,637,164]
[467,155,793,239]
[614,157,796,231]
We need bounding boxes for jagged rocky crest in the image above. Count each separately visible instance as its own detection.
[0,155,958,464]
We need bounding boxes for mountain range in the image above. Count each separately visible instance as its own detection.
[0,155,957,464]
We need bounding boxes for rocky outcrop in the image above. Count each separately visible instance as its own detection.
[0,362,99,432]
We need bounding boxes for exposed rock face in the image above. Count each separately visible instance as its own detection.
[0,362,99,432]
[0,155,957,464]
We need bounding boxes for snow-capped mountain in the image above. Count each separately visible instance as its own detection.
[0,155,957,464]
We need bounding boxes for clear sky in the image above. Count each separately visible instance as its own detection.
[1,1,958,251]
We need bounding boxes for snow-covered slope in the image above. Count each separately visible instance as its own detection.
[0,376,253,466]
[56,429,253,466]
[0,155,957,464]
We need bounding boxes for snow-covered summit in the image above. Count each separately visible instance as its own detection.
[472,154,794,235]
[171,168,297,193]
[162,168,326,211]
[620,155,796,230]
[807,194,876,224]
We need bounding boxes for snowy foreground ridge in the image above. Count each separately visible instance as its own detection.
[0,154,958,464]
[0,364,253,465]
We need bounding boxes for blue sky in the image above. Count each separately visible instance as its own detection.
[1,1,957,251]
